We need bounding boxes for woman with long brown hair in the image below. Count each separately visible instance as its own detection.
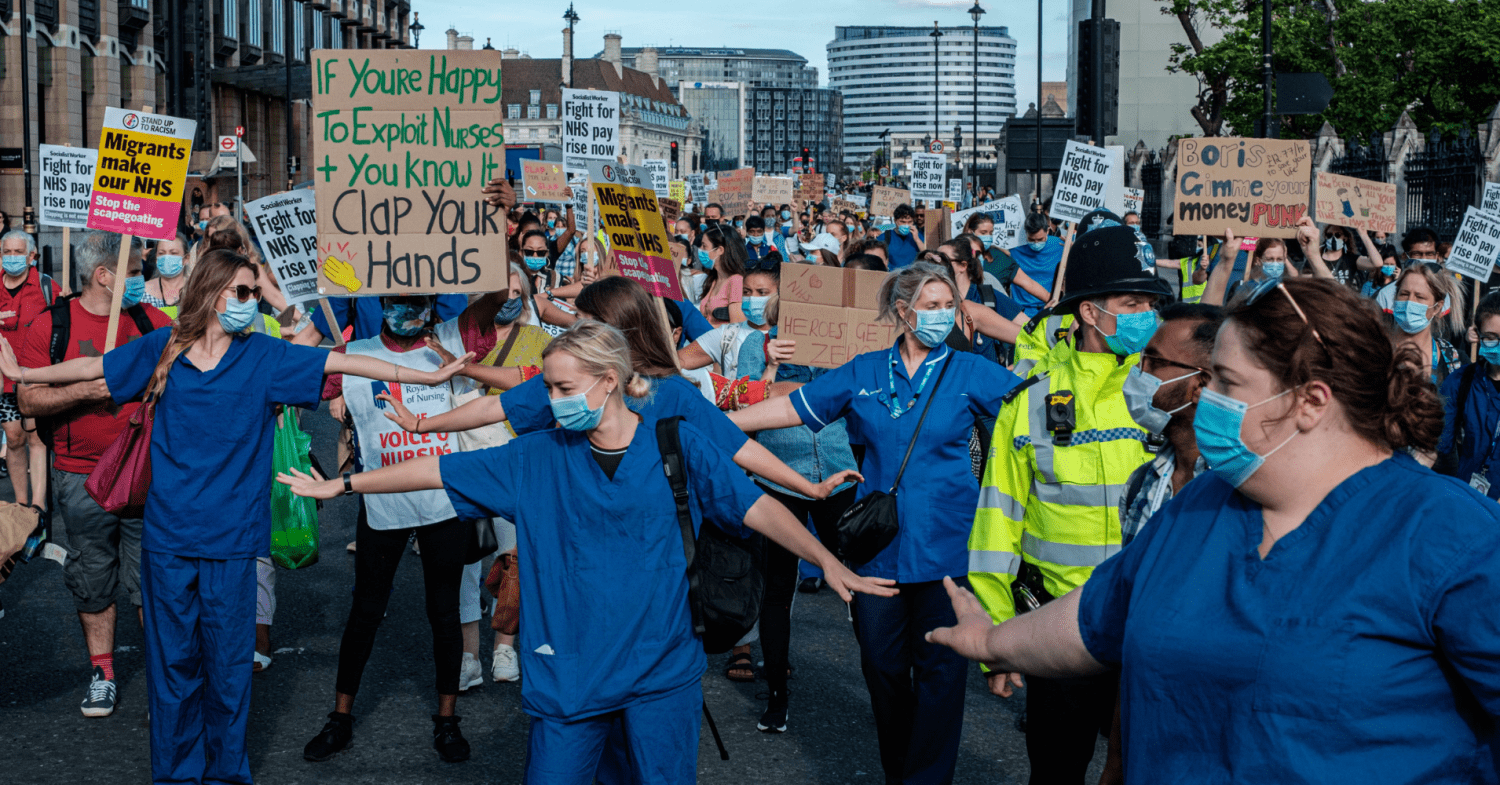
[0,249,471,785]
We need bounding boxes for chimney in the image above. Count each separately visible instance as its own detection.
[561,25,573,87]
[446,28,458,50]
[502,48,520,59]
[637,47,659,89]
[603,33,623,79]
[456,33,474,50]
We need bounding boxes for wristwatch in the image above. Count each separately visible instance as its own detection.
[342,472,355,496]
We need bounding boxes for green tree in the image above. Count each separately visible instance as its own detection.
[1163,0,1500,139]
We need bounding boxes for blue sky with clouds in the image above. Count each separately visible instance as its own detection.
[414,0,1073,110]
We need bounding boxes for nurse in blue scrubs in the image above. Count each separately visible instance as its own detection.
[0,249,473,785]
[730,262,1023,785]
[929,278,1500,785]
[277,320,897,784]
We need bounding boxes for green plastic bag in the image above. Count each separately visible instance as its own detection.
[270,409,320,569]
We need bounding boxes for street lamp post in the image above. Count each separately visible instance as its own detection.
[19,0,35,234]
[930,22,943,144]
[409,12,424,48]
[969,2,984,194]
[954,123,963,200]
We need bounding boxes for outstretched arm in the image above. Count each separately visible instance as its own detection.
[324,350,474,386]
[0,339,104,386]
[742,495,897,601]
[926,577,1106,678]
[381,389,506,434]
[277,456,443,499]
[728,395,804,433]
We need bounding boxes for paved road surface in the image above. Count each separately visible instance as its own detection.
[0,401,1105,783]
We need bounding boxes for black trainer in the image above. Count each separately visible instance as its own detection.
[757,689,789,733]
[432,714,470,762]
[304,712,354,762]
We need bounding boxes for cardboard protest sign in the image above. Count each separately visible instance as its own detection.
[751,175,794,205]
[658,197,682,225]
[713,168,754,207]
[778,264,898,368]
[562,88,620,177]
[1483,183,1500,217]
[831,198,860,217]
[588,161,683,300]
[245,190,322,308]
[87,108,196,241]
[39,145,98,229]
[1447,207,1500,282]
[1314,172,1395,234]
[643,158,670,198]
[1050,141,1113,223]
[1121,187,1144,216]
[950,195,1025,249]
[1174,137,1311,238]
[311,50,507,297]
[521,160,570,204]
[669,180,688,203]
[909,152,946,201]
[797,172,825,205]
[871,185,910,218]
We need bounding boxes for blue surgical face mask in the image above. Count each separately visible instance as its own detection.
[155,254,184,278]
[780,210,791,220]
[1381,264,1397,277]
[1260,261,1285,280]
[1193,387,1298,488]
[1324,237,1346,252]
[747,234,764,246]
[1392,299,1432,334]
[980,234,994,250]
[742,295,770,325]
[218,292,259,333]
[494,296,525,326]
[2,254,28,276]
[846,223,857,232]
[735,220,744,228]
[523,253,548,272]
[698,248,715,270]
[1481,340,1500,367]
[550,377,606,431]
[906,307,955,348]
[382,303,431,336]
[113,275,146,309]
[1028,240,1047,252]
[197,220,209,230]
[895,224,912,237]
[1094,306,1158,356]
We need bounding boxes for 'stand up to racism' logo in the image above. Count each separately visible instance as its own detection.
[122,113,140,129]
[601,164,616,182]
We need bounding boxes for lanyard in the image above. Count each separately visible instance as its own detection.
[885,346,942,418]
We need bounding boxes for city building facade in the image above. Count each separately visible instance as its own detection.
[744,86,841,175]
[829,24,1018,173]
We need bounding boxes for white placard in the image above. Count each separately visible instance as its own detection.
[686,173,708,204]
[951,196,1026,249]
[1051,141,1114,223]
[244,190,321,308]
[562,89,620,178]
[1447,207,1500,282]
[847,193,868,208]
[1481,183,1500,217]
[570,177,589,233]
[643,159,670,198]
[1122,187,1144,216]
[948,178,963,202]
[825,173,835,189]
[38,145,98,229]
[909,152,946,201]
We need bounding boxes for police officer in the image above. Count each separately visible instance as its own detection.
[968,223,1171,784]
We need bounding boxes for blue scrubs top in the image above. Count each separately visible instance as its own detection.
[103,329,327,559]
[879,228,924,270]
[441,421,762,721]
[501,374,750,455]
[311,295,468,342]
[674,298,713,343]
[1008,236,1065,317]
[1079,453,1500,784]
[790,343,1021,582]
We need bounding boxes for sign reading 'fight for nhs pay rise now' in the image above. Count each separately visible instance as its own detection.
[312,50,508,297]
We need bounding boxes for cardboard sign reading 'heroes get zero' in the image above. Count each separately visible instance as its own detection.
[1175,137,1311,238]
[88,108,196,241]
[779,265,897,368]
[312,50,507,297]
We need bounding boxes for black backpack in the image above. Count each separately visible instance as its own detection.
[655,416,765,655]
[34,294,160,450]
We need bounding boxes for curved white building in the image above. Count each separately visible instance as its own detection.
[829,25,1018,170]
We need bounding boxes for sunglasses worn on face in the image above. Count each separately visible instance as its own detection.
[225,285,263,302]
[1242,278,1329,354]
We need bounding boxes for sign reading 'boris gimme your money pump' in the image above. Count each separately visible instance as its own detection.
[311,50,508,296]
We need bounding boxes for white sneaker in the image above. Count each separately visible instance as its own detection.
[492,644,520,683]
[459,652,483,692]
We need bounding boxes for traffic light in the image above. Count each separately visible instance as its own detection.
[670,141,679,166]
[1075,18,1120,140]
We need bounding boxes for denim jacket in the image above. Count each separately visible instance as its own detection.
[738,331,856,499]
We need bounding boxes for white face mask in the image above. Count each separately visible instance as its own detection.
[1123,366,1201,435]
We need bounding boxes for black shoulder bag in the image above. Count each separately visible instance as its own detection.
[834,354,953,567]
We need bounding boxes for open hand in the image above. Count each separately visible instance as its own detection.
[765,338,797,365]
[415,352,475,385]
[819,560,899,602]
[0,337,23,382]
[276,466,342,500]
[424,335,459,367]
[925,576,1005,667]
[811,469,864,499]
[322,257,362,294]
[378,392,421,432]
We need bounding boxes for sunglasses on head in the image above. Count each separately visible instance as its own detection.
[225,285,263,303]
[1241,278,1329,354]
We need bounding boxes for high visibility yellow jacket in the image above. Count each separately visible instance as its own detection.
[1179,255,1207,303]
[969,343,1151,624]
[1012,310,1074,378]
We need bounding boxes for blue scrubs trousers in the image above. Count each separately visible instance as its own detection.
[141,550,256,785]
[850,577,971,785]
[528,681,701,785]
